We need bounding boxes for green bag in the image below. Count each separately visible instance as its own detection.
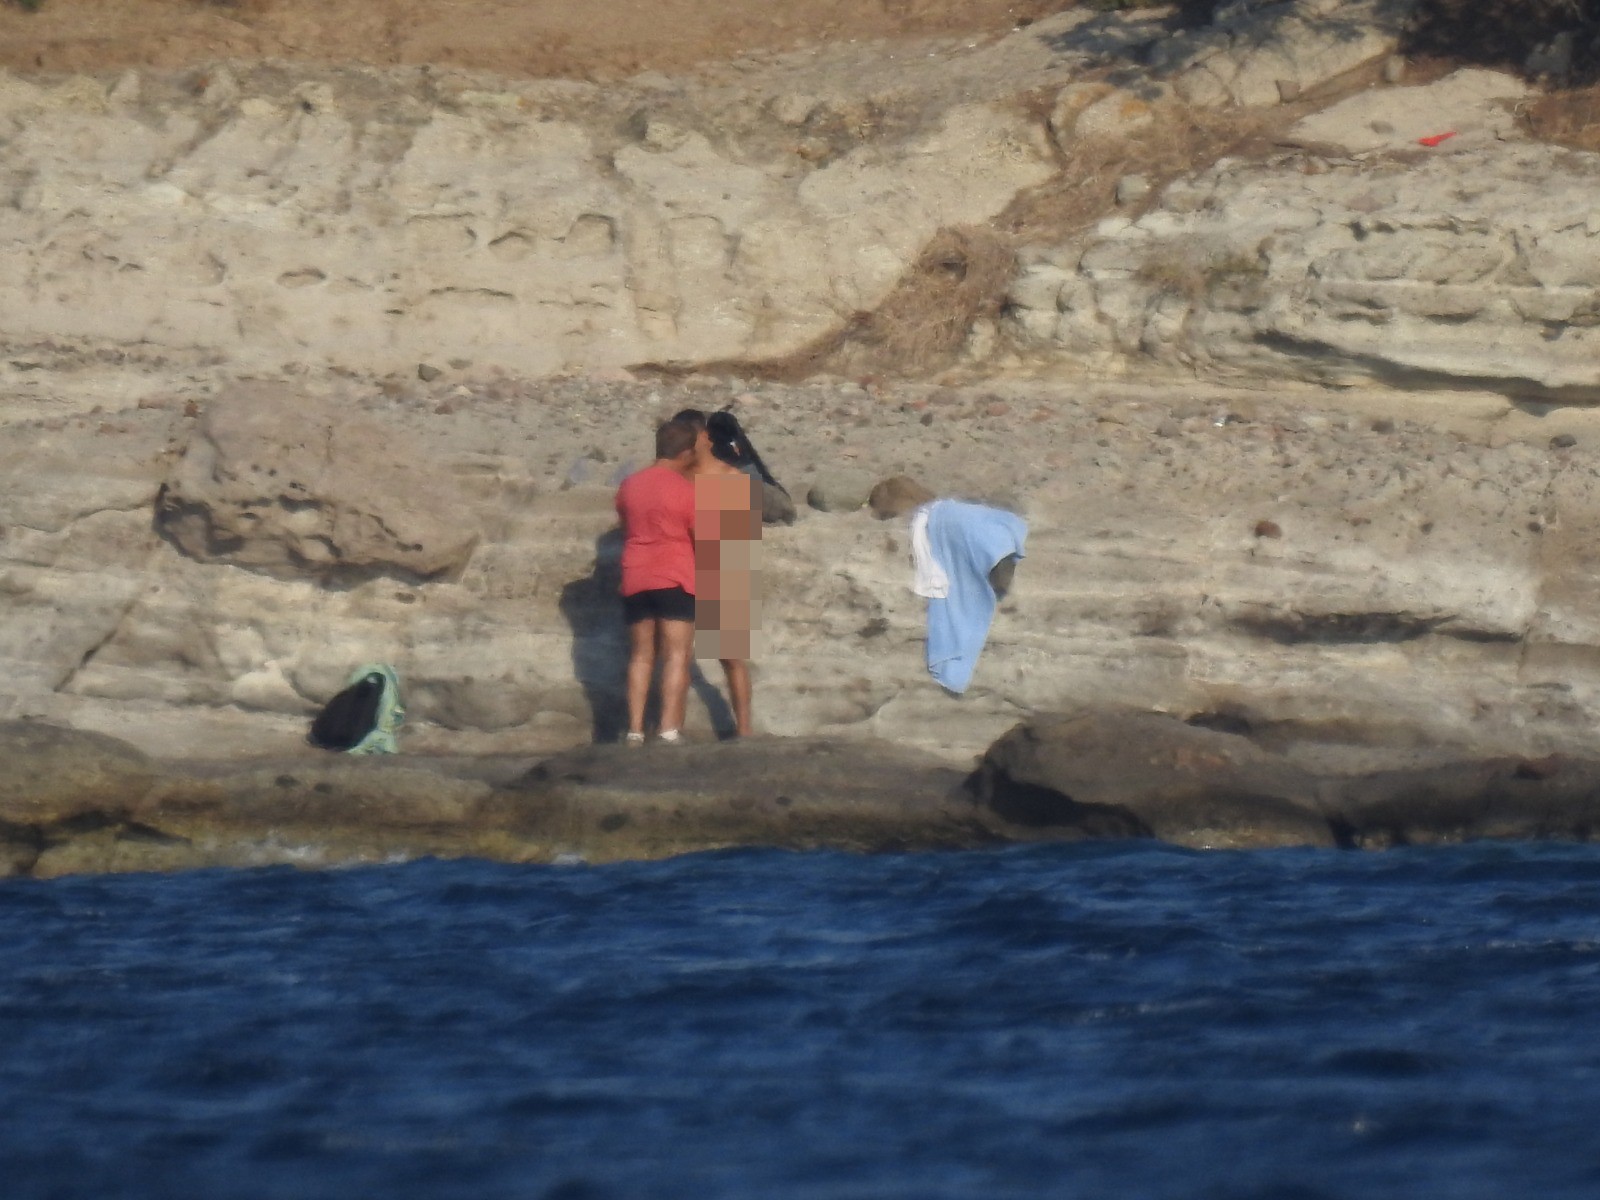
[307,662,405,755]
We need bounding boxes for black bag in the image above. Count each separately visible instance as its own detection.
[308,672,386,751]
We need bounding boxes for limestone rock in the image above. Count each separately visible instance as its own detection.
[18,758,506,877]
[807,468,875,513]
[0,67,1051,379]
[0,413,171,707]
[1058,88,1161,147]
[410,674,537,732]
[501,737,984,861]
[1115,174,1152,207]
[968,710,1336,849]
[1331,756,1600,847]
[1006,72,1600,400]
[143,760,495,832]
[156,382,480,582]
[869,475,935,519]
[1159,0,1409,109]
[0,721,156,824]
[1047,81,1113,150]
[1287,68,1529,155]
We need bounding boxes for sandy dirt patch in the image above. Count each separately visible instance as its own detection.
[0,0,1077,77]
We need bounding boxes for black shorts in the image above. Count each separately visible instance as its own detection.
[623,586,695,624]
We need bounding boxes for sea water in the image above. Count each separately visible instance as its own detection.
[4,841,1600,1199]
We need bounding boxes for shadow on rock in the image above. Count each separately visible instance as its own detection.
[558,528,627,743]
[558,529,734,743]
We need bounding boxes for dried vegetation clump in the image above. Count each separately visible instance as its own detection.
[746,225,1017,380]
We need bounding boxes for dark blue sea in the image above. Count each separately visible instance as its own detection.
[5,842,1600,1200]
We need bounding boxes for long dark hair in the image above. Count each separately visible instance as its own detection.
[707,410,785,495]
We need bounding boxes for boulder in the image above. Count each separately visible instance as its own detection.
[869,475,936,519]
[968,709,1337,848]
[156,382,480,583]
[0,721,156,824]
[1047,82,1114,151]
[24,758,506,878]
[499,737,985,861]
[807,468,876,513]
[1070,88,1161,144]
[1160,0,1407,109]
[1331,756,1600,848]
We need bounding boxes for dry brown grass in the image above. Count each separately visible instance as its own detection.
[0,0,1086,78]
[731,225,1017,381]
[998,100,1280,241]
[836,226,1017,375]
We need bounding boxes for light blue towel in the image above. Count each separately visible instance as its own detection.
[924,500,1028,694]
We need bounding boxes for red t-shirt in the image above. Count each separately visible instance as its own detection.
[615,463,696,596]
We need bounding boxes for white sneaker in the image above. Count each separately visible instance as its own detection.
[624,731,646,747]
[656,729,683,744]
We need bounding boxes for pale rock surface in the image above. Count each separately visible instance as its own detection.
[9,374,1600,773]
[7,4,1600,783]
[0,62,1050,382]
[1048,82,1168,151]
[807,469,875,513]
[1006,71,1600,399]
[157,382,480,582]
[1288,68,1530,154]
[0,720,156,824]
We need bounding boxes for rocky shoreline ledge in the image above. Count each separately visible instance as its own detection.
[10,711,1600,879]
[6,0,1600,857]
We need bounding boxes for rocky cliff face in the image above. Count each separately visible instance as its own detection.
[0,48,1053,384]
[5,0,1600,776]
[1006,69,1600,400]
[0,0,1427,393]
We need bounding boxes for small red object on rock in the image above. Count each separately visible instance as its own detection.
[1417,131,1456,147]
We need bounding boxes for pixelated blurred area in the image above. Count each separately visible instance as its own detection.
[695,472,763,660]
[695,474,762,538]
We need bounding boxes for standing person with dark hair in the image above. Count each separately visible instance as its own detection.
[693,412,763,738]
[614,418,700,744]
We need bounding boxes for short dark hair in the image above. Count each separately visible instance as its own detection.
[656,418,699,460]
[671,408,708,430]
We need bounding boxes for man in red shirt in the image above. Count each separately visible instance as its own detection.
[614,418,700,743]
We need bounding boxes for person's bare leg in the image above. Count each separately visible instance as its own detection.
[720,659,753,737]
[657,619,695,735]
[625,618,658,738]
